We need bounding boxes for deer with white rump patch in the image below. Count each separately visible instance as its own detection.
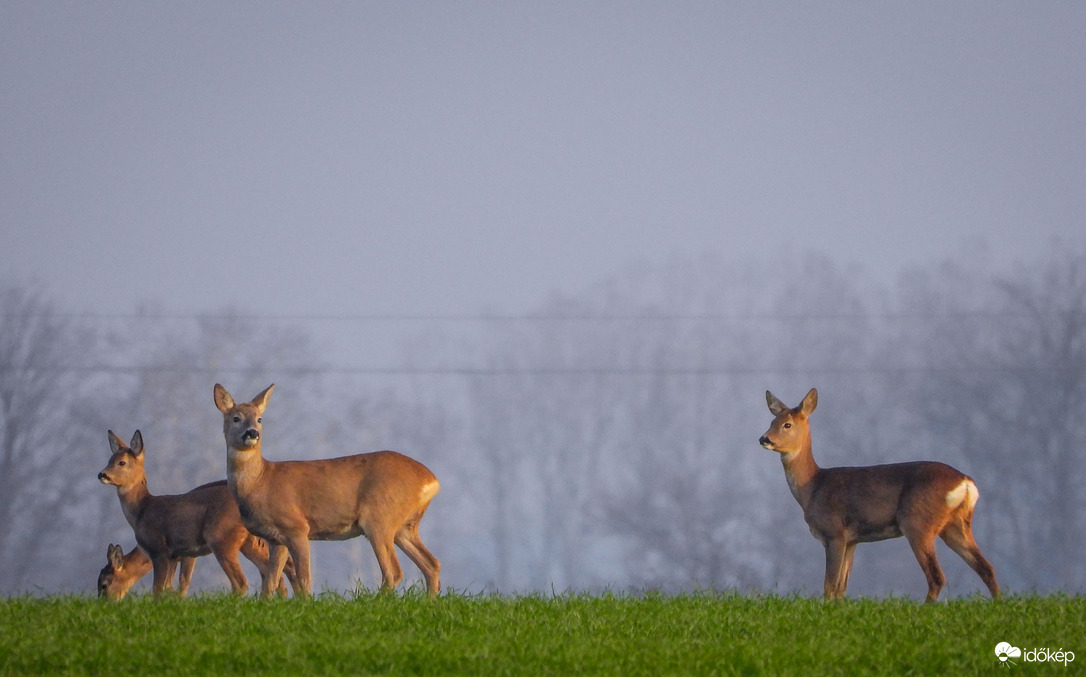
[98,430,298,597]
[213,384,441,598]
[758,388,1000,601]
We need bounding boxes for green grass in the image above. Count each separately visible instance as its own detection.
[0,592,1081,675]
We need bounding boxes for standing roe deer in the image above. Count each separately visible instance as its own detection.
[758,388,1000,601]
[97,544,154,600]
[98,430,298,597]
[213,383,441,598]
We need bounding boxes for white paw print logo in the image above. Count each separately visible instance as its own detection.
[996,642,1022,667]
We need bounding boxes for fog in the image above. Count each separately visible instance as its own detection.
[1,3,1084,597]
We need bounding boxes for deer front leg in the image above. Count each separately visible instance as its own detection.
[281,535,313,599]
[261,543,292,598]
[151,555,174,596]
[177,557,196,596]
[823,538,852,600]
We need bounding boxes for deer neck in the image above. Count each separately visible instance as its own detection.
[780,437,820,510]
[115,479,152,528]
[227,443,268,496]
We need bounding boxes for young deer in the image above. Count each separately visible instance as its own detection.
[97,544,154,600]
[759,388,1000,601]
[213,384,441,598]
[98,430,298,597]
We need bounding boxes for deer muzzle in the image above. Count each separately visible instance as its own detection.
[758,435,774,450]
[242,429,260,443]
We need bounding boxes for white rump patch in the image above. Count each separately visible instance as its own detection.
[945,479,978,510]
[419,479,441,503]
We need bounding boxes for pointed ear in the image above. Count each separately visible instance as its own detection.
[108,544,124,570]
[214,384,235,413]
[799,388,818,417]
[766,391,789,416]
[129,430,145,457]
[107,430,125,454]
[251,384,274,414]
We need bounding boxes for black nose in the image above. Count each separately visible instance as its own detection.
[243,429,259,440]
[97,472,108,481]
[758,436,770,446]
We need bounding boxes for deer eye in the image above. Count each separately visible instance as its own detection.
[783,423,792,429]
[233,416,241,423]
[257,417,262,423]
[118,460,126,466]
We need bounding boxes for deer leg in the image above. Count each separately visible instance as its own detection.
[823,539,850,600]
[212,546,249,596]
[395,524,441,596]
[282,537,312,599]
[940,521,1001,599]
[151,556,173,596]
[241,536,289,598]
[279,554,301,598]
[904,531,945,602]
[840,542,858,594]
[177,557,196,597]
[261,543,293,598]
[368,530,404,592]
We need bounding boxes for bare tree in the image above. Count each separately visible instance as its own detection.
[0,283,101,593]
[894,249,1086,593]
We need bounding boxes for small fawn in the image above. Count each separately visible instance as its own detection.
[759,388,1000,601]
[213,384,441,598]
[97,544,154,600]
[98,430,298,597]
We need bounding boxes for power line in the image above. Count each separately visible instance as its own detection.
[0,364,1060,376]
[0,310,1068,322]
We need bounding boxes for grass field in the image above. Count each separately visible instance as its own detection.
[0,591,1081,675]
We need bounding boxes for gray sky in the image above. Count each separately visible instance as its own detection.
[3,2,1085,320]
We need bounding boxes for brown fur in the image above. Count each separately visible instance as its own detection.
[98,430,299,597]
[759,388,1000,601]
[213,384,441,598]
[97,544,154,600]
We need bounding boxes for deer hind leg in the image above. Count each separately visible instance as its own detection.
[394,521,441,596]
[368,529,404,592]
[940,518,1001,599]
[177,557,197,597]
[823,539,853,600]
[212,539,250,596]
[904,529,945,602]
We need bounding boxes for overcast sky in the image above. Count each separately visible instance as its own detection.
[3,2,1084,320]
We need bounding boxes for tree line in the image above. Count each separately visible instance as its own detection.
[1,247,1082,597]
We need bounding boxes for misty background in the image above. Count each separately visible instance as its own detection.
[2,3,1084,598]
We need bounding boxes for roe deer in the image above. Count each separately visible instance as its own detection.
[98,430,298,597]
[758,388,1000,601]
[213,384,441,598]
[97,544,154,600]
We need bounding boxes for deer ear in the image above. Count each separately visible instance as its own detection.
[213,384,235,413]
[251,384,274,414]
[799,388,818,417]
[766,391,789,416]
[129,430,144,457]
[107,430,125,454]
[108,544,124,570]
